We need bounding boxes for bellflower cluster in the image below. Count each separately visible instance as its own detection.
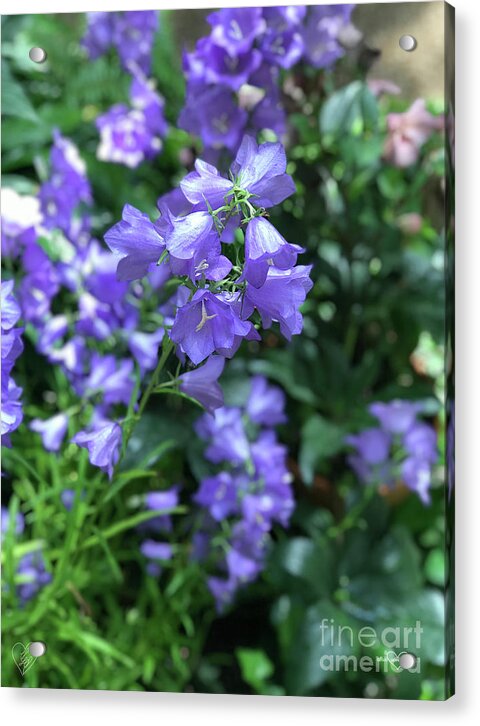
[1,509,51,604]
[105,135,313,368]
[2,134,170,478]
[96,67,167,168]
[179,5,356,157]
[82,10,159,75]
[39,130,92,246]
[191,375,293,610]
[1,281,24,446]
[345,400,438,505]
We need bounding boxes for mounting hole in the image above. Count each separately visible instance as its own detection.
[399,652,416,669]
[399,35,417,52]
[29,641,47,657]
[29,47,47,64]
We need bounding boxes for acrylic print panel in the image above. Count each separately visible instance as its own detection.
[1,2,454,700]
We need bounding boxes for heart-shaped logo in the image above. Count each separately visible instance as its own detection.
[11,642,37,676]
[385,649,402,673]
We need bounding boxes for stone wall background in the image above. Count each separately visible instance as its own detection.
[355,1,446,101]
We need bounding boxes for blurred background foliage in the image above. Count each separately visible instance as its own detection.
[2,7,448,700]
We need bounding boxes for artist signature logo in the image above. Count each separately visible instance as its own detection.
[11,642,38,676]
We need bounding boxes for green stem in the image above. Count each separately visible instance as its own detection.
[120,335,174,462]
[328,484,376,538]
[138,337,174,419]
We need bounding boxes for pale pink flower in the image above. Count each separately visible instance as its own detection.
[396,212,423,235]
[384,99,443,168]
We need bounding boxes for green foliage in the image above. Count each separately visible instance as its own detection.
[1,9,447,700]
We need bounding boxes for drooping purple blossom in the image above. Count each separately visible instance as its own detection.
[140,540,173,561]
[96,69,167,168]
[1,507,25,540]
[140,539,173,576]
[17,551,52,603]
[244,265,314,340]
[82,10,159,75]
[208,8,266,53]
[129,330,165,373]
[194,472,239,521]
[192,378,293,610]
[19,242,60,325]
[72,420,122,480]
[369,400,421,435]
[39,131,92,245]
[105,134,311,368]
[179,355,225,412]
[244,217,302,287]
[196,405,250,465]
[104,204,166,281]
[179,85,248,154]
[302,4,356,69]
[30,413,69,452]
[179,6,360,156]
[246,374,287,426]
[80,354,134,407]
[346,399,438,504]
[170,290,256,366]
[1,281,24,446]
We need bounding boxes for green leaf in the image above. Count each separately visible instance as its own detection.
[1,60,39,122]
[320,81,379,138]
[299,414,345,484]
[81,508,186,549]
[284,601,361,695]
[425,549,445,587]
[269,537,333,598]
[236,649,280,695]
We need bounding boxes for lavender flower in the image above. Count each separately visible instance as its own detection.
[39,131,91,245]
[83,10,159,75]
[244,217,302,287]
[369,400,420,434]
[106,135,312,369]
[170,290,255,366]
[208,8,266,53]
[17,551,52,603]
[72,420,122,480]
[1,507,25,540]
[104,204,165,281]
[179,355,225,412]
[195,406,250,465]
[81,354,134,407]
[302,5,355,69]
[179,6,359,156]
[129,330,165,373]
[96,70,167,168]
[1,281,24,445]
[244,265,314,339]
[61,489,76,511]
[140,540,173,576]
[194,472,239,521]
[30,413,69,452]
[346,399,438,504]
[192,377,293,610]
[246,375,286,426]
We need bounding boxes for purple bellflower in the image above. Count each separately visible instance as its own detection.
[346,399,438,504]
[192,377,293,610]
[1,281,24,445]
